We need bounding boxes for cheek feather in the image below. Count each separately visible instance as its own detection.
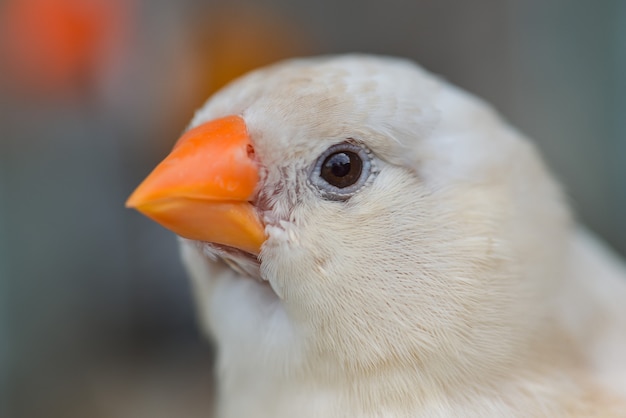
[262,165,528,370]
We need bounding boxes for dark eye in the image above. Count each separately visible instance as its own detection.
[309,142,376,200]
[320,150,362,188]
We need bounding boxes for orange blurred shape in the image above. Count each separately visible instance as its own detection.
[192,6,315,98]
[0,0,131,97]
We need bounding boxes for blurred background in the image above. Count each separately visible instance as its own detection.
[0,0,624,416]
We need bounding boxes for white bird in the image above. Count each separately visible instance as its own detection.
[127,55,626,417]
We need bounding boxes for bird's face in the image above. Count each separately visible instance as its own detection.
[128,56,570,384]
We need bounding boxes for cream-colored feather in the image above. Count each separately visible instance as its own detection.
[177,55,626,417]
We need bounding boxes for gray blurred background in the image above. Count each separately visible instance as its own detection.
[1,0,624,417]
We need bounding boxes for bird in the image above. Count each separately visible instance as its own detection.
[126,55,626,417]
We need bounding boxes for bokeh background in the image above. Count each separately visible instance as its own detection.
[1,0,624,417]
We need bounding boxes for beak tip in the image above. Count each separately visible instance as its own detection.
[126,183,153,209]
[125,188,149,209]
[125,194,139,209]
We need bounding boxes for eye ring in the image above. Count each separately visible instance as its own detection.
[308,141,376,200]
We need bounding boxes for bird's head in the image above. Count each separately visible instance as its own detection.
[127,55,571,389]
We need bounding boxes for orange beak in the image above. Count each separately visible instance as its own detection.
[126,115,265,255]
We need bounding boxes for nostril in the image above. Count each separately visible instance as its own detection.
[246,143,256,159]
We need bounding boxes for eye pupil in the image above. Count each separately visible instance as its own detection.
[321,151,362,188]
[328,153,351,177]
